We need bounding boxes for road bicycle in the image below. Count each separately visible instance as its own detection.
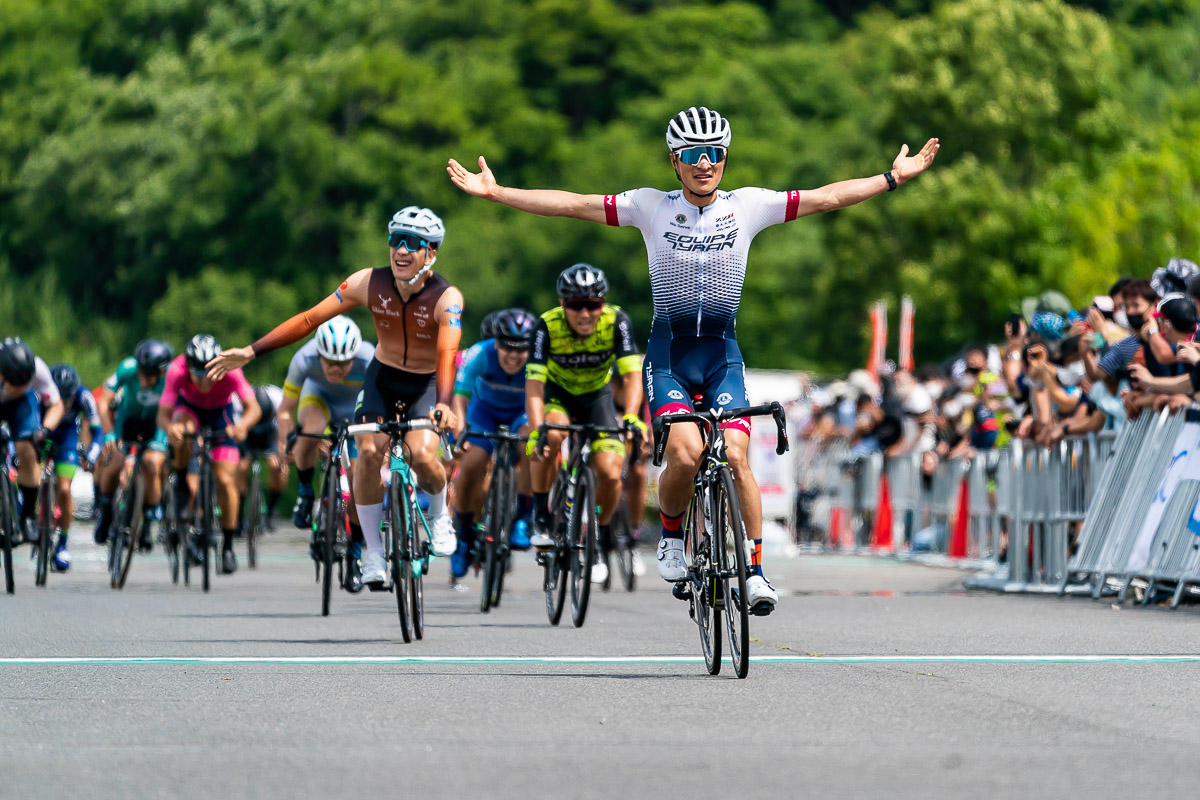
[457,426,526,613]
[347,415,447,642]
[535,421,624,629]
[290,420,355,617]
[654,402,788,679]
[107,437,158,590]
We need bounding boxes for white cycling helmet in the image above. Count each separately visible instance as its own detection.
[387,206,445,246]
[316,315,362,361]
[665,106,731,151]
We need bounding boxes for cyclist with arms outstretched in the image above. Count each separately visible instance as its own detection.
[206,207,465,588]
[449,107,939,613]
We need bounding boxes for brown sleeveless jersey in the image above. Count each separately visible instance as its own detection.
[367,268,452,373]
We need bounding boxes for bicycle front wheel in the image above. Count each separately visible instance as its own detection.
[113,473,143,590]
[199,468,214,593]
[246,464,261,570]
[389,479,413,642]
[569,469,597,629]
[35,475,54,587]
[612,502,636,592]
[544,473,569,626]
[163,475,180,584]
[715,467,750,679]
[687,495,720,675]
[1,476,15,595]
[320,466,339,617]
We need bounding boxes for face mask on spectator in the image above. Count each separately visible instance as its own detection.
[1126,312,1146,331]
[957,374,975,390]
[1114,309,1130,330]
[1058,361,1086,387]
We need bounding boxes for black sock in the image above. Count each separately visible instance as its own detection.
[222,528,236,552]
[599,522,612,551]
[19,486,38,522]
[298,468,315,494]
[266,490,281,515]
[534,492,549,523]
[348,522,363,544]
[456,512,476,543]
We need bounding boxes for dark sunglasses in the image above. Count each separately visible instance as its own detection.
[674,145,727,166]
[388,232,430,251]
[563,299,604,312]
[496,340,531,353]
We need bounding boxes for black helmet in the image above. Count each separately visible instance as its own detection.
[479,310,502,341]
[557,263,608,300]
[134,339,174,373]
[185,334,221,371]
[253,385,275,419]
[493,308,537,349]
[0,337,36,386]
[50,363,81,399]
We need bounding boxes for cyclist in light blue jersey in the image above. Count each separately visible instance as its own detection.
[45,364,102,571]
[449,308,537,578]
[449,107,939,613]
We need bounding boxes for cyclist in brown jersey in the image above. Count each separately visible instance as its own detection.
[207,207,464,585]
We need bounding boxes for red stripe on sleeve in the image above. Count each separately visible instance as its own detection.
[784,190,801,222]
[603,195,619,227]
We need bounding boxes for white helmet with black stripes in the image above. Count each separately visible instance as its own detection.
[665,106,731,151]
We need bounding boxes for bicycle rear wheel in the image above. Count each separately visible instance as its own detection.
[569,469,596,629]
[490,463,514,610]
[113,473,142,590]
[479,469,504,613]
[389,479,413,642]
[161,475,178,583]
[34,473,54,587]
[410,514,425,640]
[199,468,214,593]
[715,468,750,679]
[612,502,636,592]
[687,495,720,675]
[1,475,15,595]
[246,463,261,570]
[543,473,569,626]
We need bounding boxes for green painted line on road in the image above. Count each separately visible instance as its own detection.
[2,654,1200,666]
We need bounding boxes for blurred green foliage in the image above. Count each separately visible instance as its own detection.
[1,0,1198,383]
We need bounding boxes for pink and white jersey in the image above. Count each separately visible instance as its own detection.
[603,187,801,339]
[161,355,254,410]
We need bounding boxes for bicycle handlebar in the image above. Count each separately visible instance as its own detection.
[534,421,626,460]
[652,402,789,468]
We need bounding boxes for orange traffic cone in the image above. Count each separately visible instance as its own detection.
[871,475,893,551]
[948,475,969,559]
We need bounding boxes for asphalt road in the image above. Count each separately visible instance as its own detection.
[4,529,1200,799]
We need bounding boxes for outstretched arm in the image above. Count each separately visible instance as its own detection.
[206,269,370,380]
[447,156,607,224]
[790,138,940,219]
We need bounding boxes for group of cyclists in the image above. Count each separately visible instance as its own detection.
[3,107,940,626]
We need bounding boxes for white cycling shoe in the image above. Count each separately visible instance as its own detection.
[656,538,687,582]
[530,519,554,550]
[429,512,458,557]
[631,549,647,578]
[745,574,779,615]
[590,562,609,584]
[361,550,387,585]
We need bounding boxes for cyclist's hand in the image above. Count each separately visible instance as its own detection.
[622,413,647,443]
[525,429,542,460]
[167,422,188,447]
[100,435,120,463]
[227,423,249,442]
[206,346,254,381]
[891,138,940,185]
[85,442,102,468]
[430,403,457,432]
[446,155,499,200]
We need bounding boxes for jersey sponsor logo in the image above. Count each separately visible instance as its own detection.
[716,392,733,406]
[378,318,390,328]
[372,294,401,317]
[674,213,687,224]
[551,351,611,369]
[662,230,738,252]
[446,304,462,315]
[667,389,685,401]
[448,318,462,329]
[714,212,736,230]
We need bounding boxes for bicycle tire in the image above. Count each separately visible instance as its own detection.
[320,463,339,617]
[113,471,142,590]
[163,475,180,585]
[489,460,513,609]
[389,479,413,642]
[246,462,261,570]
[479,467,504,613]
[569,468,596,629]
[108,479,130,588]
[544,472,569,626]
[200,467,213,593]
[716,467,750,679]
[1,474,15,595]
[612,503,636,592]
[34,475,52,588]
[410,509,425,640]
[688,495,720,675]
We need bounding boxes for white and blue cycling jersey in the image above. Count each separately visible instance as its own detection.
[49,385,102,467]
[283,337,375,423]
[454,339,527,454]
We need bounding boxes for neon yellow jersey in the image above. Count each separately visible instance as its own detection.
[526,305,640,395]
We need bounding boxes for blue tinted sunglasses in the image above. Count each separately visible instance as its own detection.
[674,145,726,166]
[388,232,430,251]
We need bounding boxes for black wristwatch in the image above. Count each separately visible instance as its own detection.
[884,170,898,191]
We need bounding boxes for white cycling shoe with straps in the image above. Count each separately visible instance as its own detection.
[656,537,687,582]
[429,512,458,557]
[745,574,778,615]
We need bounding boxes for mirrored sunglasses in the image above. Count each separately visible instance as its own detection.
[674,145,727,166]
[388,232,430,251]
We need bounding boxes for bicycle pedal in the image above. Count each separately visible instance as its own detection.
[749,601,775,617]
[365,580,388,593]
[671,582,692,602]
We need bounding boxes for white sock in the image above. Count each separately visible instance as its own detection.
[425,485,447,518]
[356,502,384,552]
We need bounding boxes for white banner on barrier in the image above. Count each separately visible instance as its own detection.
[1127,420,1200,573]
